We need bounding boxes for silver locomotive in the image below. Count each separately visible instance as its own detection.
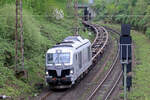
[45,36,92,88]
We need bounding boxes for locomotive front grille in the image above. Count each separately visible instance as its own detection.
[48,69,70,78]
[48,70,57,77]
[61,69,70,77]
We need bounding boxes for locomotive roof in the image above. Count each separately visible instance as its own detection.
[51,36,90,50]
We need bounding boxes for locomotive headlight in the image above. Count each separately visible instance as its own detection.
[70,69,74,74]
[46,71,48,75]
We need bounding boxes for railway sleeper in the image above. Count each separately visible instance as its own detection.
[92,52,97,56]
[92,59,97,64]
[103,34,107,36]
[92,46,99,48]
[97,38,102,41]
[92,47,97,50]
[103,37,107,40]
[92,48,99,52]
[96,42,103,45]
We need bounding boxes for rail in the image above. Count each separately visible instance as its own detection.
[39,21,110,100]
[86,25,122,100]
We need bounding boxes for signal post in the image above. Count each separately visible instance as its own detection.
[120,24,132,100]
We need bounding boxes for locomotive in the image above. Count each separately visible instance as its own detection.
[45,36,92,88]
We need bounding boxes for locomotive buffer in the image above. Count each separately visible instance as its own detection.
[120,24,132,100]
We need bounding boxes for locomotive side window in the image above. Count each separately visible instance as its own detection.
[47,53,55,64]
[88,46,90,61]
[76,54,77,60]
[79,52,82,68]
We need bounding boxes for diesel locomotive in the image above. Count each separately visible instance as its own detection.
[45,36,92,88]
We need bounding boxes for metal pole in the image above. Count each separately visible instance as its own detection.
[20,0,24,70]
[74,0,78,36]
[124,64,127,100]
[15,0,25,73]
[67,0,71,8]
[15,0,19,71]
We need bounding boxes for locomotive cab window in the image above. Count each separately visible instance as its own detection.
[47,53,70,64]
[47,53,54,64]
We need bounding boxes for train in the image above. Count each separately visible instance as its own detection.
[45,36,92,89]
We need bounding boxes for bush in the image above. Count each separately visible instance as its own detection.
[0,4,50,97]
[0,4,50,65]
[146,28,150,39]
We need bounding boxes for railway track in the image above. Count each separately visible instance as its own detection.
[87,26,122,100]
[83,22,109,64]
[38,21,109,100]
[87,43,121,100]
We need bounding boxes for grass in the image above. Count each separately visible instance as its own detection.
[103,35,118,71]
[128,31,150,100]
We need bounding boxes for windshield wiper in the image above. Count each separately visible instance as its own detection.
[59,57,64,65]
[54,56,59,64]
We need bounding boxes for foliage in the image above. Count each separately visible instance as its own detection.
[127,31,150,99]
[0,4,49,97]
[146,28,150,38]
[94,0,150,38]
[0,0,67,15]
